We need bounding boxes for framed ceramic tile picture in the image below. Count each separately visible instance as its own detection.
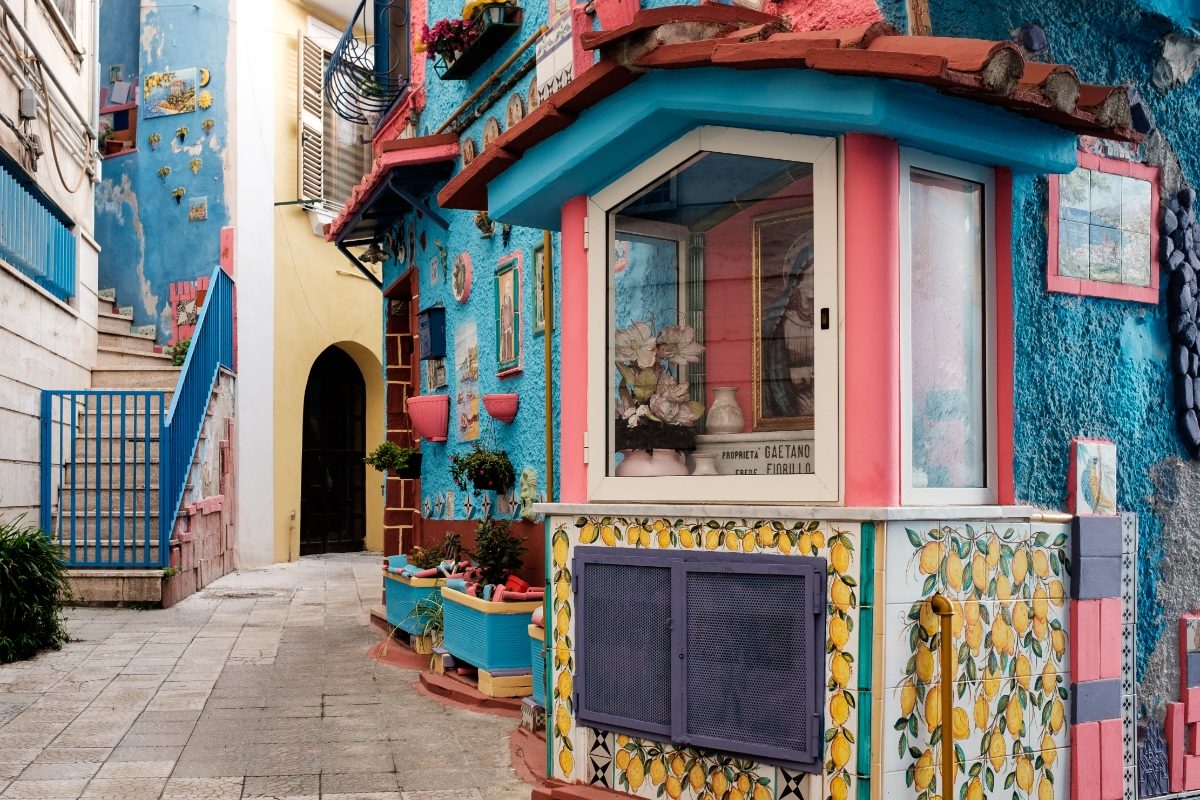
[532,237,551,335]
[1047,152,1160,302]
[495,252,522,376]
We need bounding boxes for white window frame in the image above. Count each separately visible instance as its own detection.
[899,148,997,506]
[585,126,840,504]
[38,0,84,62]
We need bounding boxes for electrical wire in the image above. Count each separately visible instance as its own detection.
[35,60,88,192]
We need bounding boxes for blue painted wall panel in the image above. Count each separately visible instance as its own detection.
[95,1,231,342]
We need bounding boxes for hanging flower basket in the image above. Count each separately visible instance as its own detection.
[432,4,524,80]
[406,395,450,442]
[482,393,519,423]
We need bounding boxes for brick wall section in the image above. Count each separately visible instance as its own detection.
[384,274,420,557]
[162,372,237,607]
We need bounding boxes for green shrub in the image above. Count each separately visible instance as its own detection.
[471,519,525,588]
[407,545,443,569]
[167,338,190,367]
[0,518,69,663]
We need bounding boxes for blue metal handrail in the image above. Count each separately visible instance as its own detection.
[163,264,235,546]
[0,159,76,301]
[39,264,235,568]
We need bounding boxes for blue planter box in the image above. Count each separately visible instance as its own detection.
[384,573,443,636]
[529,624,546,707]
[441,587,542,672]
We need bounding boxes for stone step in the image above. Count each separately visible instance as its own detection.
[59,461,163,485]
[54,487,161,513]
[67,412,166,438]
[97,311,141,336]
[92,366,180,390]
[98,330,160,353]
[97,347,175,370]
[68,439,161,460]
[65,569,164,605]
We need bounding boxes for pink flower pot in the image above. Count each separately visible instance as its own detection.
[483,393,519,423]
[406,394,450,442]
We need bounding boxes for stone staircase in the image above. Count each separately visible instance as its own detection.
[93,289,180,390]
[57,289,180,603]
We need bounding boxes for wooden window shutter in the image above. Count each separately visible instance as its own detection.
[298,34,325,205]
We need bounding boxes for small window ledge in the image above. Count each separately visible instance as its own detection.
[534,502,1053,522]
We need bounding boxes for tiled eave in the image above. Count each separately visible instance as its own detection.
[437,8,1139,217]
[325,134,460,243]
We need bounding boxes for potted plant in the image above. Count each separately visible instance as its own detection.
[384,538,448,640]
[148,132,161,150]
[365,440,422,479]
[440,520,540,676]
[405,394,449,441]
[612,320,706,475]
[482,393,519,423]
[157,165,171,183]
[449,444,515,493]
[171,187,186,204]
[417,0,524,80]
[175,125,188,142]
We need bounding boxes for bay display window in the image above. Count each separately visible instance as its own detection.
[900,151,997,505]
[586,128,839,503]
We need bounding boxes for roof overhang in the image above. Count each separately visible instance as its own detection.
[436,10,1139,230]
[327,134,460,244]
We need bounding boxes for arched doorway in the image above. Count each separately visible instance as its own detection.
[300,346,366,555]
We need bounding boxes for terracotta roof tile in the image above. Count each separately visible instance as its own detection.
[580,4,781,51]
[436,9,1139,212]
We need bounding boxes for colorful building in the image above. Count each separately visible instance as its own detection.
[330,0,1200,796]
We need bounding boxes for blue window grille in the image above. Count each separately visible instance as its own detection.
[0,159,76,301]
[573,547,827,772]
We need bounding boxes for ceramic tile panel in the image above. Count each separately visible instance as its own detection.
[883,520,1070,800]
[776,766,820,799]
[547,513,861,800]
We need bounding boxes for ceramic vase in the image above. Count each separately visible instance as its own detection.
[615,449,689,477]
[706,386,744,435]
[690,452,719,476]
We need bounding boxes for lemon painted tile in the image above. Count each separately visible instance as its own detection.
[885,676,1019,771]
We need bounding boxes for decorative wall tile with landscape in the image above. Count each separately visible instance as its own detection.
[548,514,861,800]
[884,521,1072,800]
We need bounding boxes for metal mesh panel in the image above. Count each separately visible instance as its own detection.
[580,562,673,729]
[684,571,810,752]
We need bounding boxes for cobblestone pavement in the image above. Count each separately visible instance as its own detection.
[0,554,530,800]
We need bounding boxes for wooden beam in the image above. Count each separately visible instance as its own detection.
[908,0,931,36]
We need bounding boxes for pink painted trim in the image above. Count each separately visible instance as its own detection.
[1046,152,1161,304]
[496,250,524,379]
[995,168,1015,505]
[559,197,588,502]
[221,227,237,373]
[843,133,900,506]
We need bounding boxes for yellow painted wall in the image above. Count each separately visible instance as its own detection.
[272,0,385,561]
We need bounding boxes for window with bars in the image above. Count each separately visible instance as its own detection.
[572,547,826,771]
[297,34,372,211]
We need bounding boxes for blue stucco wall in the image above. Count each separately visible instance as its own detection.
[94,1,232,342]
[885,0,1200,682]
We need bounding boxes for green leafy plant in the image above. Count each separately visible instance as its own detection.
[407,545,443,570]
[148,132,162,149]
[408,594,445,670]
[0,517,69,664]
[471,519,525,588]
[365,441,420,474]
[440,531,462,563]
[166,338,190,366]
[449,444,514,493]
[171,186,186,203]
[175,125,189,141]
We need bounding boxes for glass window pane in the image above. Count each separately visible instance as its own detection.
[608,152,818,479]
[908,168,986,489]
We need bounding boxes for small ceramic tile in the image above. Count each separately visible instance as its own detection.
[586,728,612,788]
[1121,512,1137,555]
[1124,764,1137,800]
[1121,552,1137,623]
[1122,693,1137,767]
[885,521,938,605]
[776,766,817,799]
[1122,624,1137,696]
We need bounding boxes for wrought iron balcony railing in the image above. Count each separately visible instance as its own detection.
[325,0,410,125]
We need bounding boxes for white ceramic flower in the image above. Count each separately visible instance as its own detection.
[656,324,703,365]
[615,321,657,369]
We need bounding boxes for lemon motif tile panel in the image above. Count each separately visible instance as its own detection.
[884,521,1071,800]
[547,514,861,800]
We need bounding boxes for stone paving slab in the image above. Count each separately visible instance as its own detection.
[0,554,530,800]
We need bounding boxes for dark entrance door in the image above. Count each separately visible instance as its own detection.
[300,347,366,555]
